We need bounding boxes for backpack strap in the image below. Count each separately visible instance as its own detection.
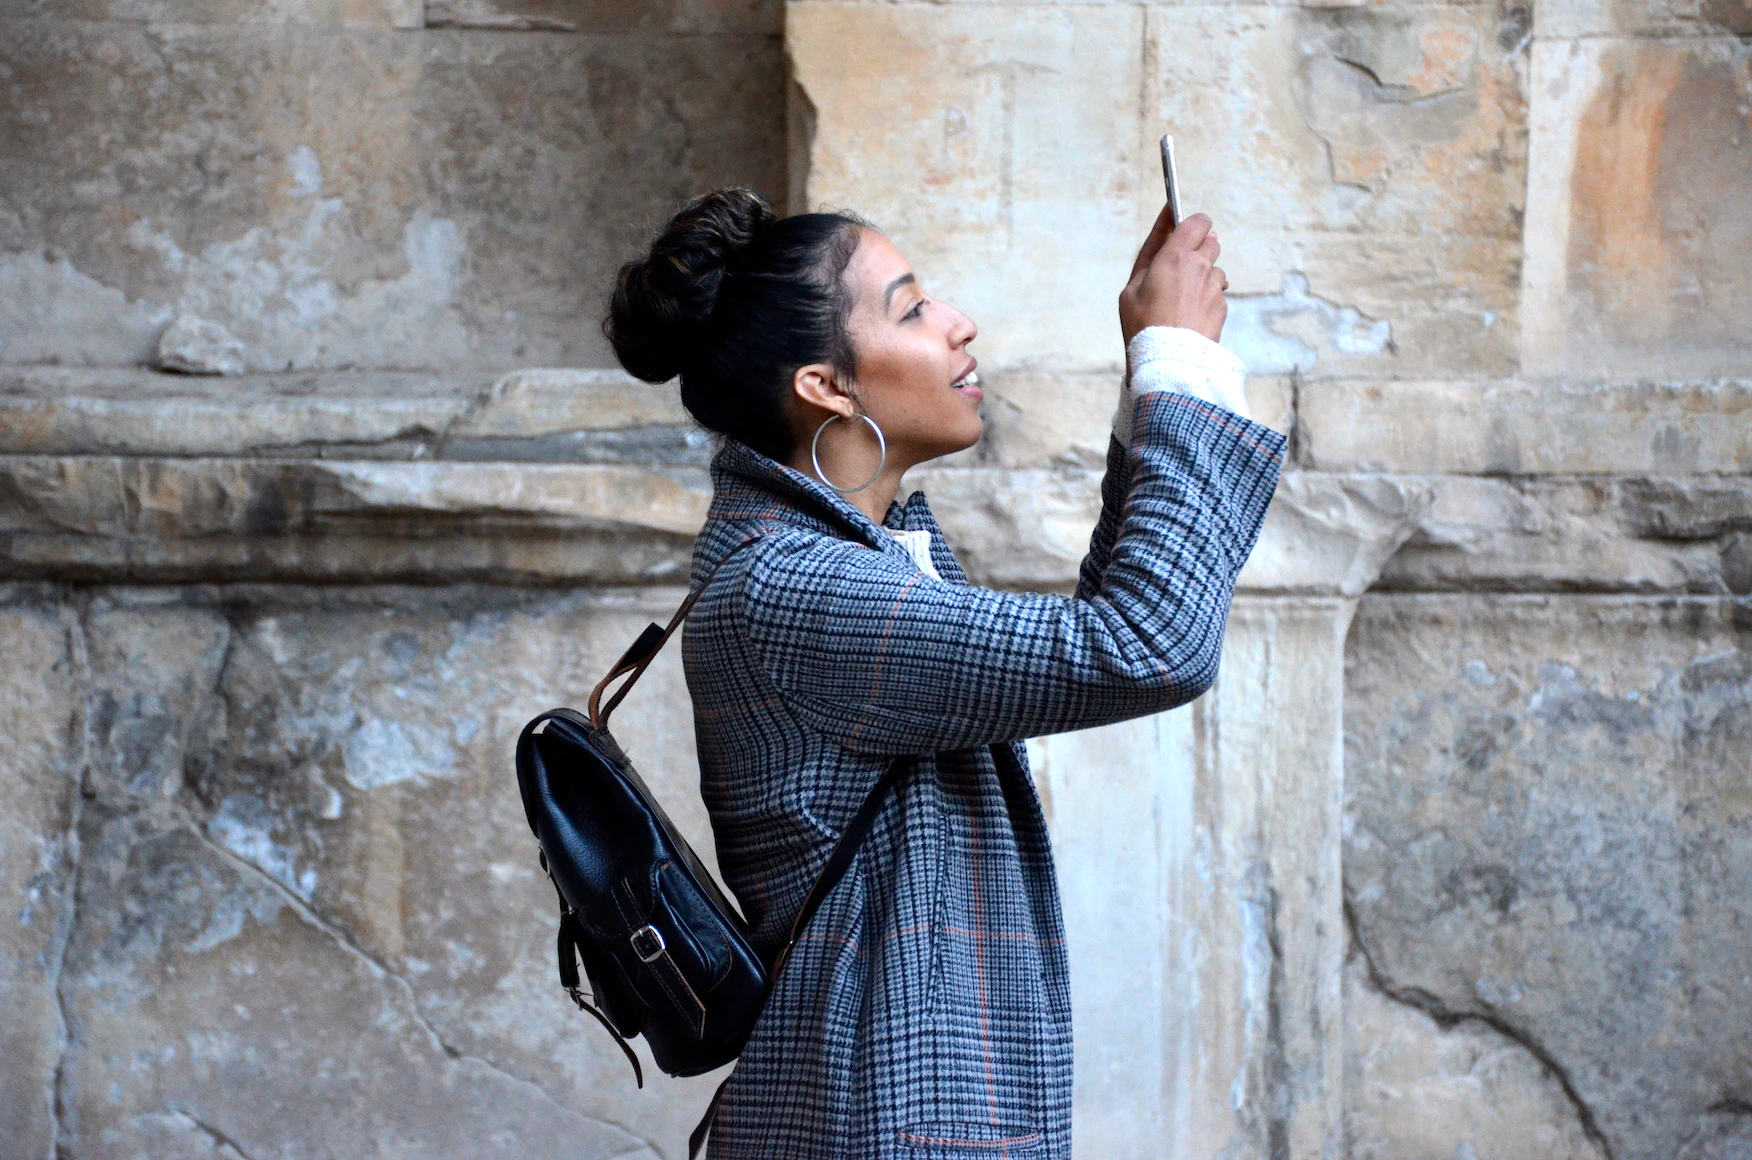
[688,756,908,1159]
[588,536,761,730]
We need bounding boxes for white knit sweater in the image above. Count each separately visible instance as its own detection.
[1112,325,1250,447]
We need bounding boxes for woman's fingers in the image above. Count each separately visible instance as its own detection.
[1165,213,1212,254]
[1119,213,1231,344]
[1130,201,1178,278]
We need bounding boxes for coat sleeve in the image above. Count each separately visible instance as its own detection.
[734,392,1286,755]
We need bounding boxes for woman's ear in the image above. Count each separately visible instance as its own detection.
[791,363,856,418]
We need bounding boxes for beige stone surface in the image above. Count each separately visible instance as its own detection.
[0,20,784,371]
[1522,35,1752,379]
[1345,594,1752,1159]
[1144,3,1529,379]
[1299,378,1752,475]
[790,3,1147,372]
[792,1,1527,379]
[0,588,81,1160]
[1343,956,1605,1160]
[0,456,711,572]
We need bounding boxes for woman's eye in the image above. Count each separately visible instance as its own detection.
[903,299,925,321]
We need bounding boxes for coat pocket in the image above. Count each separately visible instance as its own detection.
[897,1123,1043,1158]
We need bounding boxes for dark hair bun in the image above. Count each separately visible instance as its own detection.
[607,188,777,383]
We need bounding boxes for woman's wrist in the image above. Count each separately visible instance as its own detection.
[1112,326,1251,447]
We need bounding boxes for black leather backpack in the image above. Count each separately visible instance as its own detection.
[514,542,902,1154]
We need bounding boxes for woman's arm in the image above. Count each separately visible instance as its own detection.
[733,385,1284,755]
[1078,324,1253,600]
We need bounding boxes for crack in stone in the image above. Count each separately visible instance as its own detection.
[168,1108,257,1160]
[46,590,93,1160]
[1708,1098,1752,1116]
[431,374,505,459]
[1330,55,1464,103]
[1344,898,1615,1160]
[189,830,663,1159]
[1263,883,1292,1160]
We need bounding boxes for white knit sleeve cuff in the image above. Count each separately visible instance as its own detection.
[1112,326,1251,448]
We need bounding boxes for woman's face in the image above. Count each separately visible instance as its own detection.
[839,229,982,465]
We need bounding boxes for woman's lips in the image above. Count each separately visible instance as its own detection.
[951,367,982,402]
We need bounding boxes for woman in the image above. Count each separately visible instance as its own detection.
[606,188,1282,1159]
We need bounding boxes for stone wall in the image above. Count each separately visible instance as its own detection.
[1,2,1749,1160]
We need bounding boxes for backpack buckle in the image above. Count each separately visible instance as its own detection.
[630,924,667,963]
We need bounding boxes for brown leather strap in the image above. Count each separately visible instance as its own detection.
[688,1075,733,1160]
[588,537,761,730]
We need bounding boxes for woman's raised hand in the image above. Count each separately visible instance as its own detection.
[1119,208,1228,346]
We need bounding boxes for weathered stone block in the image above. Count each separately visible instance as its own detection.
[1344,956,1606,1160]
[1382,474,1752,594]
[8,0,416,26]
[422,0,780,34]
[0,587,80,1160]
[1534,0,1752,40]
[1345,594,1752,1160]
[1144,2,1528,378]
[1298,378,1752,475]
[1522,35,1752,378]
[60,804,668,1160]
[1238,473,1430,596]
[154,316,247,376]
[0,22,784,371]
[49,587,734,1158]
[0,366,702,465]
[789,3,1147,371]
[0,456,712,582]
[0,367,484,459]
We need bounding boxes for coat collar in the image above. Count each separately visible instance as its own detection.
[697,438,962,581]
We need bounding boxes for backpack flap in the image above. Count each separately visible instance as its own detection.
[514,707,770,1078]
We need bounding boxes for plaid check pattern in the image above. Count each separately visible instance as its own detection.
[683,392,1285,1158]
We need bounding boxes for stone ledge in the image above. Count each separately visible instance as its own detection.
[1380,475,1752,595]
[0,455,710,533]
[1299,379,1752,476]
[15,368,1752,482]
[0,366,701,463]
[6,455,1744,593]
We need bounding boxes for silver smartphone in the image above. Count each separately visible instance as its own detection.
[1160,134,1182,227]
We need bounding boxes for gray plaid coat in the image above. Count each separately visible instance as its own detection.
[683,392,1285,1158]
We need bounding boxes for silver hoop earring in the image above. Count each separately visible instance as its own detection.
[810,413,886,494]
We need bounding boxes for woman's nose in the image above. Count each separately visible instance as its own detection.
[945,303,977,346]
